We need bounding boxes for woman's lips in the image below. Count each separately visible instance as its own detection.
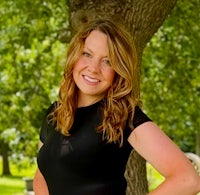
[83,75,100,83]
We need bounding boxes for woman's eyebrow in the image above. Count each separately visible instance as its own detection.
[83,47,93,53]
[84,46,109,58]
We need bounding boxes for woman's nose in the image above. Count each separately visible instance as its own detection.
[88,59,100,72]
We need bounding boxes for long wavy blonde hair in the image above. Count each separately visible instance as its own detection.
[51,18,141,146]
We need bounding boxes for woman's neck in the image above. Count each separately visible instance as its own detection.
[77,96,104,108]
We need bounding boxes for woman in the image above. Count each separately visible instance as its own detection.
[33,18,200,195]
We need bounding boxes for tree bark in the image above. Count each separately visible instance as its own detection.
[67,0,177,194]
[0,142,11,175]
[68,0,177,57]
[125,151,148,194]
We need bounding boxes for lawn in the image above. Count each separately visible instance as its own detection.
[146,162,164,191]
[0,157,36,195]
[0,176,25,195]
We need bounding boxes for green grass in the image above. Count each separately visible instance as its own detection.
[0,176,24,195]
[146,162,164,191]
[0,157,37,195]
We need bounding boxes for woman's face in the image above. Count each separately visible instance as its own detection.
[73,30,115,106]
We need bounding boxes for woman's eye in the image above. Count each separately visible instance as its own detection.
[83,52,91,57]
[102,59,110,66]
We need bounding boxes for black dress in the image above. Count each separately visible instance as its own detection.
[37,101,151,195]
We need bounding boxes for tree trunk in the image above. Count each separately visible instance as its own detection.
[0,142,11,175]
[68,0,177,57]
[125,151,148,194]
[67,0,177,194]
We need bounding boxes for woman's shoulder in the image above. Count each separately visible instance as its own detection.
[133,106,152,128]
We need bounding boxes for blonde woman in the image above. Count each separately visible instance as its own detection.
[33,18,200,195]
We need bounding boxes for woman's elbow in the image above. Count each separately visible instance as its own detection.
[186,173,200,194]
[194,175,200,193]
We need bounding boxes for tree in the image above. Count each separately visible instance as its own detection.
[141,0,200,155]
[0,0,68,175]
[1,0,198,193]
[67,0,177,194]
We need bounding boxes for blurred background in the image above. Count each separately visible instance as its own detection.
[0,0,199,194]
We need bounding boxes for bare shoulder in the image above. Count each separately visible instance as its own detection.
[128,121,172,148]
[128,121,195,177]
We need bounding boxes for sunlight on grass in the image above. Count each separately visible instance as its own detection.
[147,162,165,191]
[0,176,24,195]
[0,157,37,195]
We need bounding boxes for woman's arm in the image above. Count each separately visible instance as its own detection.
[33,168,49,195]
[128,121,200,195]
[33,141,49,195]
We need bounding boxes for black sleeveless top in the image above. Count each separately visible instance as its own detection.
[37,101,151,195]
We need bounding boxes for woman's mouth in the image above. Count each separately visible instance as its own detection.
[83,75,100,83]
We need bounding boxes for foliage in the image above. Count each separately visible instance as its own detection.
[0,0,199,169]
[141,0,200,152]
[0,0,68,160]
